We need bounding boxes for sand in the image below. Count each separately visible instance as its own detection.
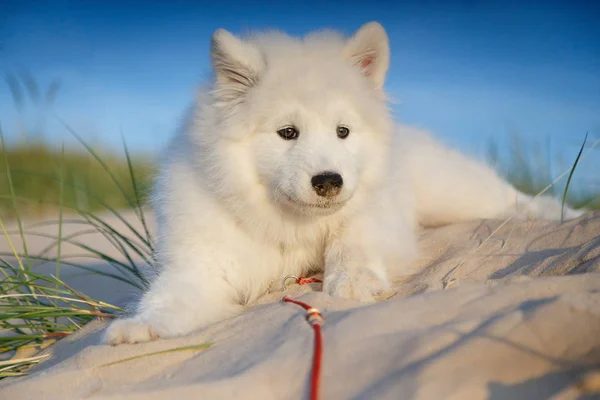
[1,211,600,399]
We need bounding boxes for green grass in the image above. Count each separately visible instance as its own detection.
[100,343,213,368]
[0,142,155,220]
[0,128,157,378]
[486,134,600,211]
[1,71,154,221]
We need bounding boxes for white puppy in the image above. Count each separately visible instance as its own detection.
[104,22,582,344]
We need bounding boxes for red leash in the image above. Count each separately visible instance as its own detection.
[281,275,323,290]
[282,276,325,400]
[295,276,323,285]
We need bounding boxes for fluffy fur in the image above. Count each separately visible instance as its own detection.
[104,22,583,344]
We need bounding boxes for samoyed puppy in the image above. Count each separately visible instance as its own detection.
[104,22,583,344]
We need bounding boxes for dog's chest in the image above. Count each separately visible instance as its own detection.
[251,217,339,277]
[274,229,329,277]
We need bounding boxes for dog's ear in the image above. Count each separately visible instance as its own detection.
[210,29,264,106]
[343,22,390,89]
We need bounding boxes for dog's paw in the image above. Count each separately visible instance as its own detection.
[323,268,389,303]
[103,318,161,345]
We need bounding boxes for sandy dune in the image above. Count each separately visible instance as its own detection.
[1,211,600,399]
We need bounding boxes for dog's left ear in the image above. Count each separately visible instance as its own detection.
[343,22,390,89]
[210,29,265,107]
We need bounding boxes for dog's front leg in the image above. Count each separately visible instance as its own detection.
[103,238,244,345]
[322,218,392,303]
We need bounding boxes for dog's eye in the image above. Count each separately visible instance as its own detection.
[277,126,299,140]
[336,126,350,139]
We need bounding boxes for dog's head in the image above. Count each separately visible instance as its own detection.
[205,22,393,217]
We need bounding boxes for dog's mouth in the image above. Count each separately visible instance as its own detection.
[280,193,346,211]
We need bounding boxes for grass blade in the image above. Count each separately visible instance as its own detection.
[122,132,154,252]
[0,127,31,271]
[4,170,155,256]
[56,143,65,280]
[58,118,138,213]
[101,343,213,367]
[561,133,588,222]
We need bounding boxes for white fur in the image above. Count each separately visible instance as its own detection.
[104,22,584,344]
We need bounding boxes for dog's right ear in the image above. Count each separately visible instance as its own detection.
[343,22,390,89]
[210,29,264,108]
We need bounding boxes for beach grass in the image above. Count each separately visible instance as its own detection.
[0,142,155,221]
[0,128,155,378]
[486,134,600,211]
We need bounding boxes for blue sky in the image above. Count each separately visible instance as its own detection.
[1,0,599,188]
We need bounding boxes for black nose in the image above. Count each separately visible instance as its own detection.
[311,172,343,198]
